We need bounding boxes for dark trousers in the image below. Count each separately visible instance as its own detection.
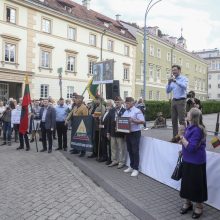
[41,123,53,151]
[171,99,186,137]
[19,132,30,149]
[14,124,19,142]
[100,132,108,160]
[56,122,67,149]
[93,130,100,156]
[126,131,141,170]
[3,121,12,142]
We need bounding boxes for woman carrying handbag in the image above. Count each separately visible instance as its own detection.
[179,108,207,219]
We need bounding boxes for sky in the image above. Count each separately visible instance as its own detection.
[73,0,220,51]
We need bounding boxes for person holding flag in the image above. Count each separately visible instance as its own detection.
[18,76,31,151]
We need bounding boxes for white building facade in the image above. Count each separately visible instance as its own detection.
[0,0,136,101]
[194,49,220,100]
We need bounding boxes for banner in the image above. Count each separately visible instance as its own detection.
[71,115,94,152]
[93,59,114,85]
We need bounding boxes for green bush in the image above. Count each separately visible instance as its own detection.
[145,100,220,121]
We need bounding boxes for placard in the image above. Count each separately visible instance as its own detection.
[116,117,131,133]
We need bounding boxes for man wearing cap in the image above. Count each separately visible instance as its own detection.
[88,95,106,159]
[107,96,126,168]
[55,98,69,151]
[66,95,88,157]
[152,112,166,129]
[123,97,145,177]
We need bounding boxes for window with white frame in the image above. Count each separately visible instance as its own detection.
[208,74,212,80]
[167,52,171,61]
[150,45,154,56]
[142,43,144,53]
[123,66,129,80]
[173,55,176,63]
[42,18,51,33]
[40,50,50,68]
[166,69,171,79]
[186,62,190,69]
[211,60,216,70]
[88,60,96,75]
[218,74,220,80]
[89,34,96,46]
[107,40,114,52]
[5,43,15,63]
[40,84,49,98]
[157,48,161,58]
[124,45,129,56]
[156,91,160,100]
[195,64,198,72]
[149,91,153,100]
[6,7,16,24]
[140,62,144,80]
[68,27,76,41]
[140,89,144,98]
[149,66,154,81]
[67,56,76,72]
[124,91,128,100]
[67,86,74,98]
[156,68,161,82]
[179,58,183,66]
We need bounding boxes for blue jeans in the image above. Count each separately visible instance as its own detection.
[3,122,12,142]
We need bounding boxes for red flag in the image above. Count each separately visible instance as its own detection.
[19,76,31,135]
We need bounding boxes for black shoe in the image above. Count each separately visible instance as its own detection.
[26,148,30,151]
[180,204,193,215]
[48,149,52,153]
[70,149,79,154]
[105,161,112,165]
[63,148,67,151]
[17,146,24,150]
[88,153,96,158]
[55,147,62,151]
[39,138,42,142]
[79,153,85,157]
[1,142,6,146]
[40,149,47,152]
[99,158,107,162]
[53,137,57,140]
[30,139,34,143]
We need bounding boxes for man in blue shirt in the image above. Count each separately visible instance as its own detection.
[166,65,188,139]
[122,97,145,177]
[55,98,69,151]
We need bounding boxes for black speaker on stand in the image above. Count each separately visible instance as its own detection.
[106,80,120,100]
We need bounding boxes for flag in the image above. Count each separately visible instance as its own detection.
[86,78,99,99]
[19,75,31,135]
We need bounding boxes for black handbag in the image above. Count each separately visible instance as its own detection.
[171,154,183,181]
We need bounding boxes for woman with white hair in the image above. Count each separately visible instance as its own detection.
[179,108,207,219]
[98,99,114,162]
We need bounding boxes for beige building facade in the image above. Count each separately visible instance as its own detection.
[0,0,137,101]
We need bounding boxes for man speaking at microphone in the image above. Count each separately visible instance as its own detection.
[166,65,188,141]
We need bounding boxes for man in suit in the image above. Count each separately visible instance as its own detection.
[107,96,126,168]
[65,95,88,157]
[99,100,114,162]
[40,99,56,153]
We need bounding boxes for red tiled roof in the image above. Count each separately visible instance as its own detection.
[34,0,136,42]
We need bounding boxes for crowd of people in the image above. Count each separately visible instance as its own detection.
[0,64,208,218]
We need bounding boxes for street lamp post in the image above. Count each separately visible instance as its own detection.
[143,0,162,100]
[57,67,63,98]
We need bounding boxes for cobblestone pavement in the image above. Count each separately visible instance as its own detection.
[0,144,138,220]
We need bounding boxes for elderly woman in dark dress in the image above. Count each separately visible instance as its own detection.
[179,108,207,219]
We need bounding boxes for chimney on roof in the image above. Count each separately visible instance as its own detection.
[115,14,121,21]
[82,0,91,10]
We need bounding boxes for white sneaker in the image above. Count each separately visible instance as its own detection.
[124,167,133,173]
[131,170,139,177]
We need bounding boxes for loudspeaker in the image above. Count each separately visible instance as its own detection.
[106,80,120,100]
